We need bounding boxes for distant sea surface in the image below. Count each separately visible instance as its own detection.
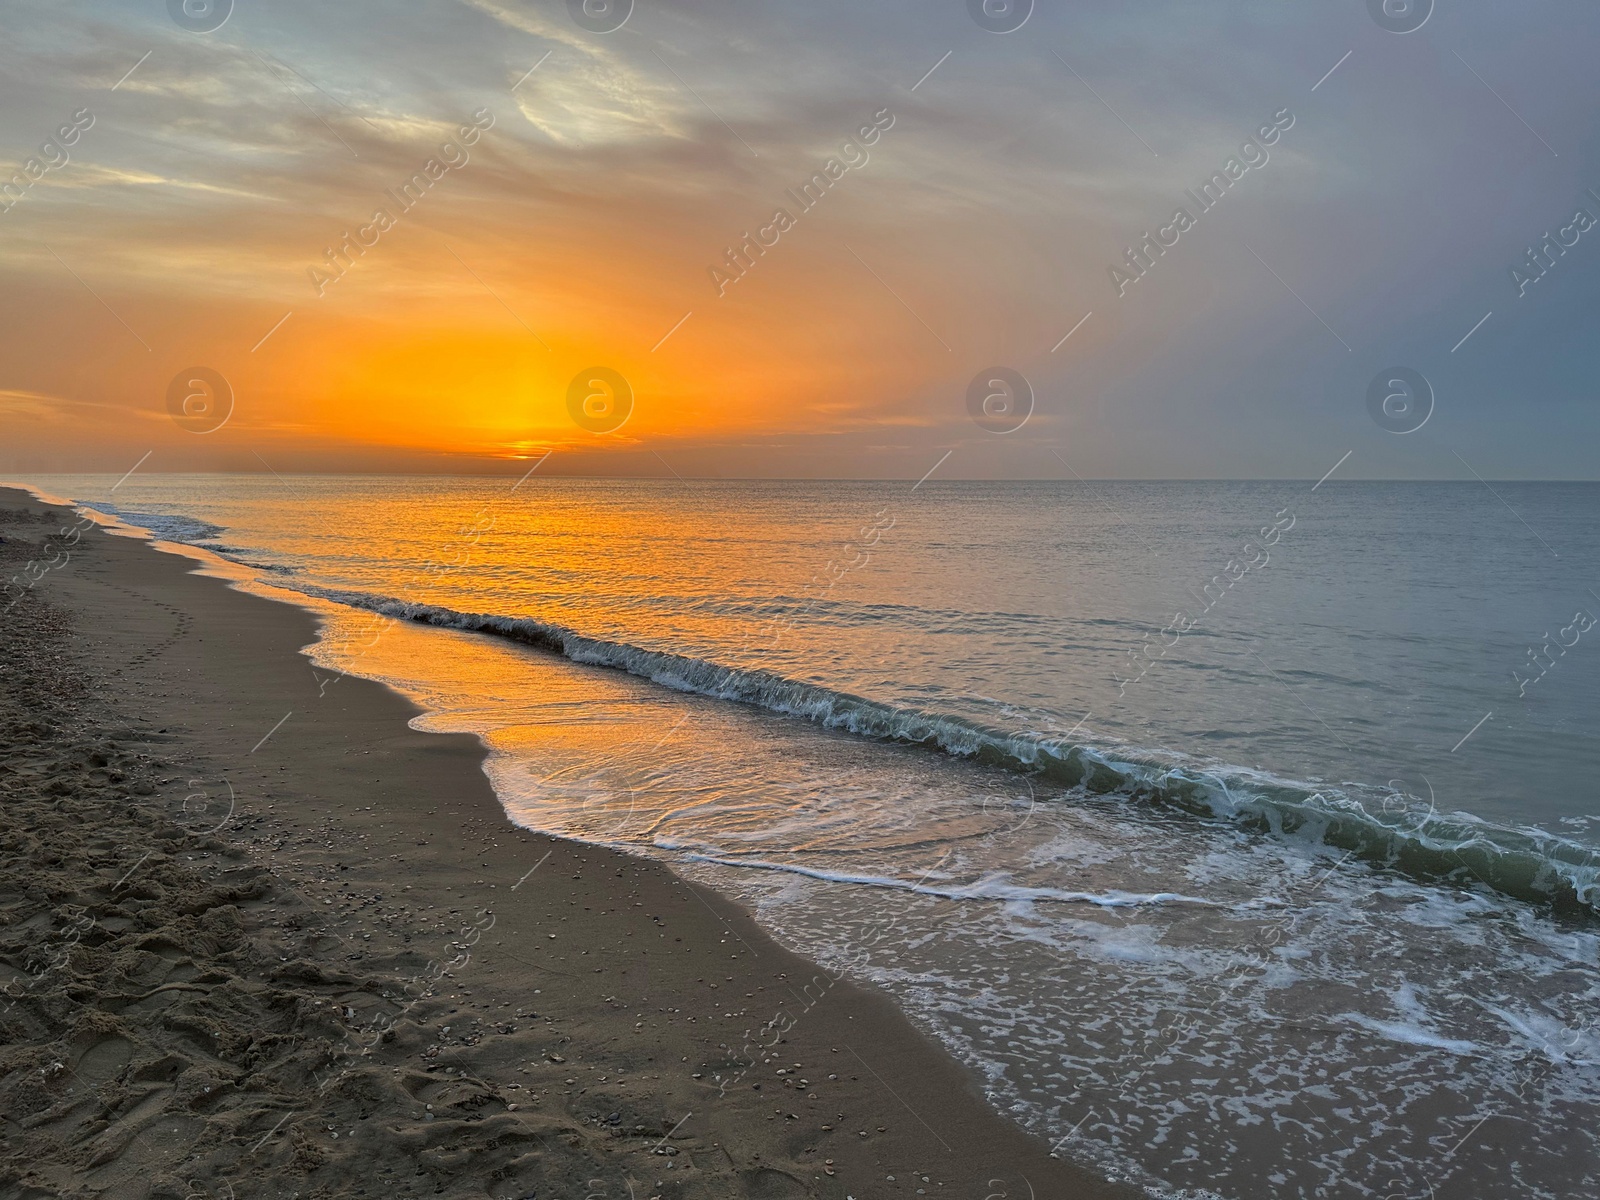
[21,474,1600,1199]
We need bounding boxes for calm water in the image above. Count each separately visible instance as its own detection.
[17,474,1600,1199]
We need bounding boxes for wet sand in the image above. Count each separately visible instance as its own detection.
[0,486,1133,1200]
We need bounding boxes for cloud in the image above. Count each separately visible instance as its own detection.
[1,0,1598,477]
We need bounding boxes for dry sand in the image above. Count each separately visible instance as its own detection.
[0,487,1134,1200]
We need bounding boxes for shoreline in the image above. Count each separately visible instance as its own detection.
[0,485,1133,1200]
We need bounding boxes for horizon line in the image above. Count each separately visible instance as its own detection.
[8,473,1600,485]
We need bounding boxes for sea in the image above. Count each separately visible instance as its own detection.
[13,474,1600,1199]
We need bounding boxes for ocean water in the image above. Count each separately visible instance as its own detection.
[15,474,1600,1198]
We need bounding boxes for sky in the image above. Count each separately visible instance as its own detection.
[1,0,1597,479]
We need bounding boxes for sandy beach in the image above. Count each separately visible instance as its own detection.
[0,486,1130,1200]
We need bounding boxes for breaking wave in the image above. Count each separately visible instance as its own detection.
[285,585,1600,919]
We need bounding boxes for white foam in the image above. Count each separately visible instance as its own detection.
[1340,1013,1481,1055]
[670,850,1216,908]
